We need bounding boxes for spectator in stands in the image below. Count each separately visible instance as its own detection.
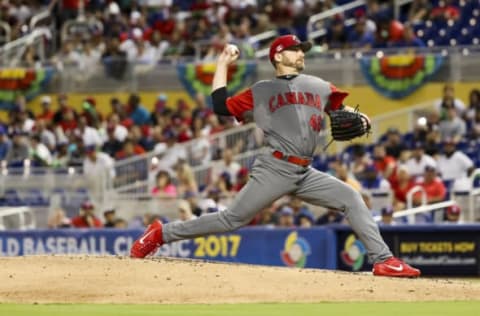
[430,0,460,22]
[445,204,462,223]
[174,159,198,196]
[189,128,211,166]
[373,14,404,48]
[297,210,315,228]
[83,145,115,179]
[103,209,117,228]
[391,166,416,211]
[127,94,150,126]
[434,84,466,118]
[115,138,146,160]
[51,140,70,168]
[5,130,29,166]
[393,23,425,48]
[151,170,177,198]
[75,116,103,148]
[102,37,128,80]
[81,97,103,129]
[47,208,71,229]
[102,124,123,158]
[155,128,187,172]
[108,113,129,142]
[348,15,374,50]
[177,199,197,222]
[464,89,480,121]
[348,144,371,181]
[37,96,55,123]
[233,167,249,192]
[402,141,437,179]
[413,164,447,206]
[384,127,407,159]
[469,110,480,140]
[16,107,35,134]
[360,164,392,194]
[316,209,344,225]
[379,206,396,226]
[30,134,52,167]
[53,93,78,128]
[423,127,441,156]
[34,119,56,153]
[436,138,474,191]
[407,0,432,23]
[130,125,154,151]
[210,148,241,185]
[277,206,295,228]
[72,201,103,228]
[324,15,349,50]
[0,126,11,161]
[373,143,396,182]
[184,191,203,217]
[438,104,467,142]
[329,157,362,191]
[288,196,315,226]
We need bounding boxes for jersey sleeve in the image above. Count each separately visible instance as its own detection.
[226,88,254,121]
[325,83,349,113]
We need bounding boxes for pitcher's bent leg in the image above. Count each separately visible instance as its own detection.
[295,169,392,263]
[163,169,295,243]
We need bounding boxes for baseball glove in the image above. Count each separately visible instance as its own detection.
[328,107,371,141]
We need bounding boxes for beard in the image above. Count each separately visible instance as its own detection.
[283,58,305,71]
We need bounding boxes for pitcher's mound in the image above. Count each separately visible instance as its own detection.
[0,256,478,304]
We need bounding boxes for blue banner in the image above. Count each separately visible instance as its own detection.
[0,227,337,269]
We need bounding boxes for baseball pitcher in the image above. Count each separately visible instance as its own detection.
[131,35,420,277]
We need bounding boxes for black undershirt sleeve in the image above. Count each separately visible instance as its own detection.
[211,87,231,116]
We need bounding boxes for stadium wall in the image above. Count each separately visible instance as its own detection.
[1,225,479,276]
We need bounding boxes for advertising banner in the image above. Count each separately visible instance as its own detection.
[335,225,480,276]
[0,227,337,269]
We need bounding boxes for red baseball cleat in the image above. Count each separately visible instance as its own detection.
[373,257,421,278]
[130,220,164,258]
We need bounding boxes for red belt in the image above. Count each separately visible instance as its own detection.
[272,151,311,167]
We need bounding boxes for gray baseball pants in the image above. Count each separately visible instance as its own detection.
[163,153,392,263]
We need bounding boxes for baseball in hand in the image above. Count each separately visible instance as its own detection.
[226,44,240,56]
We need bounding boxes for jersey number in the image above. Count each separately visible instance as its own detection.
[309,114,323,132]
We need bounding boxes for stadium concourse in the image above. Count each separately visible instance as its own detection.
[0,0,480,229]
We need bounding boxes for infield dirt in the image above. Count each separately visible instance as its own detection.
[0,256,479,304]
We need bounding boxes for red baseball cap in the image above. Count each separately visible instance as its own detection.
[269,35,312,63]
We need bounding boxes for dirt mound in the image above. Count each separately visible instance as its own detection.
[0,256,478,304]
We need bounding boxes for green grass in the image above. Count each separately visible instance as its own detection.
[1,302,480,316]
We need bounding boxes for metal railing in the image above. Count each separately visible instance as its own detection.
[113,123,262,191]
[0,28,51,66]
[307,0,366,41]
[0,207,36,230]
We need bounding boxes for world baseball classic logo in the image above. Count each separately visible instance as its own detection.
[281,232,311,268]
[340,234,367,271]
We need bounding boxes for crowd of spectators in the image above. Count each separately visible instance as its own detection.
[24,84,477,229]
[3,1,479,69]
[1,84,480,227]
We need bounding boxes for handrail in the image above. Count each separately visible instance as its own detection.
[0,207,35,230]
[373,200,456,222]
[0,28,51,66]
[249,30,278,59]
[308,18,357,42]
[29,9,52,30]
[114,122,258,168]
[307,0,366,40]
[0,21,11,44]
[0,28,50,52]
[405,185,427,223]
